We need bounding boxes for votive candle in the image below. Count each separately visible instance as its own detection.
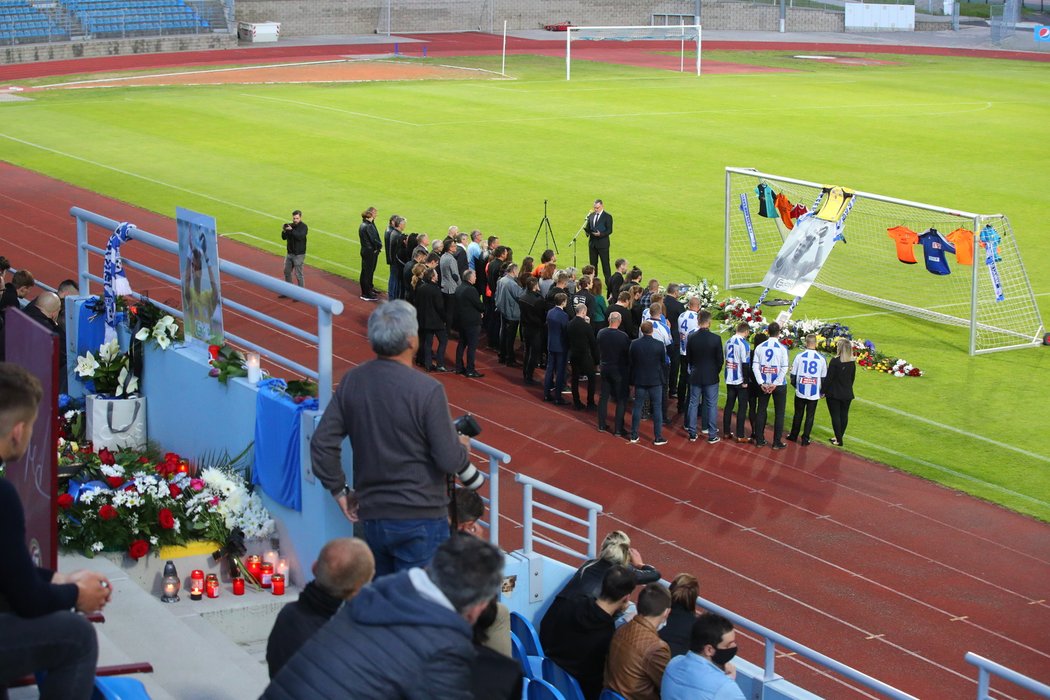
[232,577,245,595]
[260,563,274,588]
[271,574,285,596]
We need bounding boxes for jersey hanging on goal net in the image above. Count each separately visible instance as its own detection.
[760,186,855,298]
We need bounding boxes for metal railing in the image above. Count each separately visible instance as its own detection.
[515,473,602,561]
[967,652,1050,699]
[69,206,344,409]
[469,437,511,546]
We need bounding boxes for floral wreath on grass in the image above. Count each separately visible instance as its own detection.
[713,296,924,377]
[56,440,274,565]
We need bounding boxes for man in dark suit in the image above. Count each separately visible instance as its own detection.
[607,290,637,340]
[454,270,485,378]
[543,293,570,405]
[584,198,613,288]
[566,303,598,410]
[415,268,448,372]
[684,310,725,443]
[608,258,628,302]
[517,277,546,385]
[597,312,630,436]
[629,321,668,446]
[664,284,686,402]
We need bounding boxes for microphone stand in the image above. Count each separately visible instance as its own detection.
[568,218,589,271]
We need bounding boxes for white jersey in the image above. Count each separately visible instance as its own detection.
[678,310,699,356]
[752,338,790,386]
[791,349,828,399]
[651,317,672,348]
[724,335,751,385]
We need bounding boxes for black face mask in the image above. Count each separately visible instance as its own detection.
[711,646,738,666]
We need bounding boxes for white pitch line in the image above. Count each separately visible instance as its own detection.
[0,132,358,247]
[38,59,352,89]
[238,92,421,126]
[222,231,359,274]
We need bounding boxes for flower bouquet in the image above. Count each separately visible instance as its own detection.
[716,297,766,335]
[75,338,138,397]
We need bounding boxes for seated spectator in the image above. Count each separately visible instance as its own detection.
[556,531,661,602]
[540,565,635,700]
[659,574,700,657]
[0,269,34,312]
[264,533,504,699]
[265,537,375,678]
[0,363,111,699]
[470,598,523,700]
[56,279,80,331]
[24,292,61,332]
[660,613,744,700]
[604,582,672,700]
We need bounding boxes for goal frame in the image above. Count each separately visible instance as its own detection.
[564,24,702,81]
[724,167,1045,356]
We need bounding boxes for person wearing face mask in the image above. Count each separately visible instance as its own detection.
[660,612,744,700]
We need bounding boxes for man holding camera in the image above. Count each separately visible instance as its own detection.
[281,210,308,292]
[311,300,482,577]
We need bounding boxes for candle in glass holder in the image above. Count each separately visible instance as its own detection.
[246,352,262,384]
[271,574,285,596]
[277,559,289,578]
[206,574,220,599]
[265,550,278,566]
[189,569,205,600]
[232,577,245,595]
[176,460,190,475]
[246,555,262,580]
[260,563,274,588]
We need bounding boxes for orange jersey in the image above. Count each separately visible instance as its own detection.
[774,192,794,231]
[887,225,919,264]
[946,228,975,265]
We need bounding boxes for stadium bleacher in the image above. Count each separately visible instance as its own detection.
[0,0,70,45]
[0,0,210,45]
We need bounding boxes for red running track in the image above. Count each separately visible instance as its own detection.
[3,161,1049,699]
[1,33,1049,697]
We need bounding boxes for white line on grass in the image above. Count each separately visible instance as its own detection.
[237,93,421,126]
[222,231,359,274]
[0,132,357,247]
[38,59,352,89]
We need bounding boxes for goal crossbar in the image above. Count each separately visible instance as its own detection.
[565,24,702,80]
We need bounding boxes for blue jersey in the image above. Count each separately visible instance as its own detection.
[752,338,789,386]
[918,229,956,276]
[678,310,699,356]
[724,335,750,385]
[791,349,828,399]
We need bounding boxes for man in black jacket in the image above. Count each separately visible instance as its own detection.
[385,214,407,301]
[453,270,485,378]
[584,198,614,288]
[607,290,637,340]
[597,312,630,436]
[266,537,375,678]
[567,303,599,410]
[415,269,448,372]
[629,321,669,446]
[281,209,308,290]
[516,277,546,385]
[664,284,686,400]
[684,310,725,443]
[358,207,382,301]
[0,363,111,699]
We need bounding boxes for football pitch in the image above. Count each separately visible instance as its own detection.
[1,48,1048,520]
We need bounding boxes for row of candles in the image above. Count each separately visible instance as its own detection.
[161,552,287,602]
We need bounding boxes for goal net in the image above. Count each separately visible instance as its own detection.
[725,167,1044,355]
[565,24,701,81]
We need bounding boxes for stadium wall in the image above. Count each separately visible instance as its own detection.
[233,0,846,36]
[1,32,236,66]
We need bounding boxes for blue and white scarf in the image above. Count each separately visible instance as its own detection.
[103,222,136,338]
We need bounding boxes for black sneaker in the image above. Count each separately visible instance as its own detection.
[771,442,788,450]
[687,432,698,442]
[785,434,798,443]
[707,436,721,444]
[653,437,668,446]
[754,439,768,447]
[800,438,811,446]
[597,425,608,433]
[629,436,640,444]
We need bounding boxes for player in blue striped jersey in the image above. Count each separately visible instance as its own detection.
[722,321,752,442]
[786,334,828,446]
[751,322,790,448]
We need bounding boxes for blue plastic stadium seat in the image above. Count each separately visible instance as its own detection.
[510,631,545,680]
[92,676,151,700]
[527,679,567,700]
[598,690,627,700]
[510,611,545,658]
[541,658,585,700]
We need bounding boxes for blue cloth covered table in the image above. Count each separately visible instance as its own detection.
[252,379,317,511]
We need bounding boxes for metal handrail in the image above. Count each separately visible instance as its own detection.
[515,473,602,560]
[469,437,510,546]
[966,652,1050,699]
[69,206,344,408]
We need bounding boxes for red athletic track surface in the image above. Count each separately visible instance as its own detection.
[1,34,1048,698]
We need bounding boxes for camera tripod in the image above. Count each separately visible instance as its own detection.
[528,200,560,258]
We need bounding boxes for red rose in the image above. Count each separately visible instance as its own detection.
[128,539,149,560]
[57,493,74,509]
[164,452,180,465]
[82,442,94,454]
[98,448,116,466]
[137,456,151,464]
[106,476,124,488]
[168,484,182,499]
[98,504,118,521]
[158,508,175,530]
[208,344,221,362]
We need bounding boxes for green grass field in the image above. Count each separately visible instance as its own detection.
[2,50,1048,519]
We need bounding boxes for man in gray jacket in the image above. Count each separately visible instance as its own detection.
[310,300,477,576]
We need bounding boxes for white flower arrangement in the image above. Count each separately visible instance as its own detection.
[134,314,180,350]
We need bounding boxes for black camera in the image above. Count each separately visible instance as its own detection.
[454,413,481,438]
[453,414,484,490]
[283,223,293,231]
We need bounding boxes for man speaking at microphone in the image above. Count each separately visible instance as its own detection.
[584,198,614,289]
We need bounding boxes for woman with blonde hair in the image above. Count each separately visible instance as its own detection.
[555,530,661,602]
[823,338,856,446]
[659,573,700,657]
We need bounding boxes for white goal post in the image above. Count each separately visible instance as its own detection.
[724,167,1045,355]
[565,24,702,81]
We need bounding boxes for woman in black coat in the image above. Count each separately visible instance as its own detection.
[823,338,857,446]
[414,268,448,372]
[659,573,700,657]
